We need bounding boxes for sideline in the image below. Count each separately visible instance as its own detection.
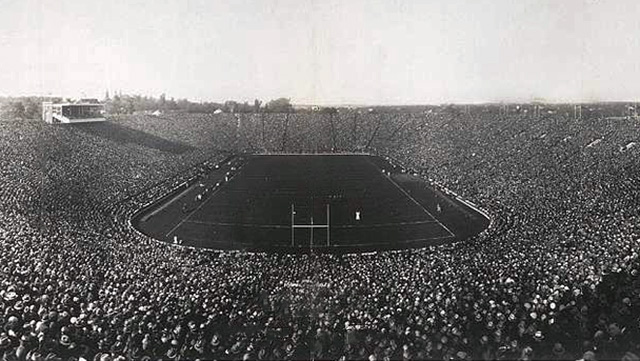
[366,158,456,238]
[164,168,244,238]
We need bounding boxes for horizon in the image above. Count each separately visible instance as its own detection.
[1,0,639,105]
[2,93,639,108]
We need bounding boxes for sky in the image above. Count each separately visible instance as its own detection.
[0,0,639,105]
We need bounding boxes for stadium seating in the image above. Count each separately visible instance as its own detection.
[0,108,638,360]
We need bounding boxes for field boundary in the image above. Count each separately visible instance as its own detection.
[131,154,490,253]
[254,152,372,156]
[164,166,245,238]
[183,219,440,229]
[364,157,456,238]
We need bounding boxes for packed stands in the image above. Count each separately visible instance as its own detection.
[0,107,638,360]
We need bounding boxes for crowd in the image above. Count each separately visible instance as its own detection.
[0,106,639,360]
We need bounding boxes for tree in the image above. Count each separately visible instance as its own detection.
[11,102,25,118]
[224,100,238,113]
[167,97,178,111]
[320,106,338,114]
[159,93,166,110]
[265,98,293,113]
[23,99,40,119]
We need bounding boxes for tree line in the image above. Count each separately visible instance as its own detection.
[104,93,293,114]
[0,94,294,120]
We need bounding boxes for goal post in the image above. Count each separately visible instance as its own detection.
[291,203,330,248]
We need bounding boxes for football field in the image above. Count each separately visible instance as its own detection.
[135,155,488,252]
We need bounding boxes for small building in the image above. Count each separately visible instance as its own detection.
[42,101,105,124]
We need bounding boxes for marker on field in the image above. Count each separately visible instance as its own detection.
[355,211,361,221]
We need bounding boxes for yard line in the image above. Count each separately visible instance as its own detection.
[142,185,193,222]
[269,234,455,248]
[332,220,438,228]
[185,219,437,230]
[330,234,455,247]
[165,169,243,238]
[365,158,456,238]
[185,220,291,229]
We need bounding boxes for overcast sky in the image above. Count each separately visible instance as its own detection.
[1,0,639,104]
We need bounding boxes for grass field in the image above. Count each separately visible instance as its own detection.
[134,155,488,252]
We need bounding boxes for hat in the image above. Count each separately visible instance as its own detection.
[552,343,565,356]
[210,335,220,347]
[608,323,621,336]
[3,292,17,303]
[166,347,177,359]
[533,330,544,341]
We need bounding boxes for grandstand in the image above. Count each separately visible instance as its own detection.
[0,106,639,360]
[42,100,105,124]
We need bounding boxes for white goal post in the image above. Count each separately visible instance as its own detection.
[291,203,330,248]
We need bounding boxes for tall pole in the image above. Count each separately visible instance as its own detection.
[326,203,330,246]
[261,112,265,151]
[579,104,582,119]
[236,114,241,153]
[310,214,314,252]
[291,203,295,247]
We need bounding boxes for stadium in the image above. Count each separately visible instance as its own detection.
[0,104,639,361]
[2,1,640,360]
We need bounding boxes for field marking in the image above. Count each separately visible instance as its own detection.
[332,220,438,228]
[185,220,290,229]
[182,219,439,229]
[164,168,243,238]
[184,234,455,249]
[254,152,370,156]
[141,185,193,222]
[365,158,456,238]
[163,156,456,248]
[329,234,455,247]
[268,234,455,248]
